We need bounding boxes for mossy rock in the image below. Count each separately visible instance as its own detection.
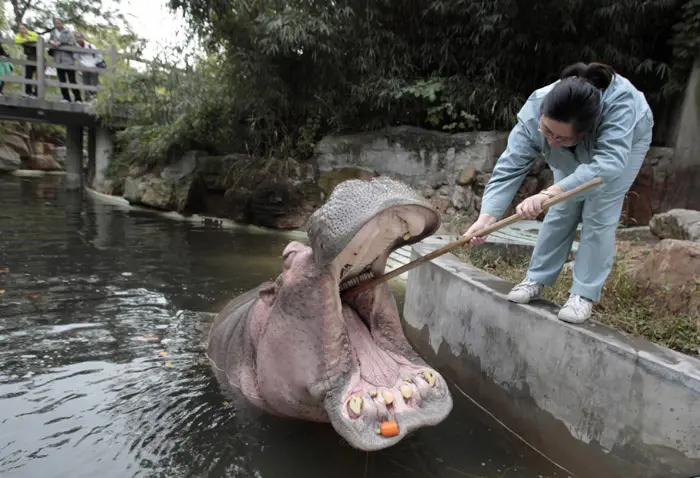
[249,178,324,229]
[317,167,373,194]
[196,154,249,190]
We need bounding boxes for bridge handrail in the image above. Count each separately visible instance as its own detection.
[0,36,174,100]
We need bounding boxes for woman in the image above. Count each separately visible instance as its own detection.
[14,23,38,97]
[0,42,13,95]
[74,31,105,100]
[48,16,82,103]
[463,62,653,324]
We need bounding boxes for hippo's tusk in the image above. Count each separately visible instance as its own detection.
[382,390,394,405]
[422,370,436,387]
[400,385,413,400]
[348,396,363,416]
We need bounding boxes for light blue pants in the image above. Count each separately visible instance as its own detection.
[526,113,654,302]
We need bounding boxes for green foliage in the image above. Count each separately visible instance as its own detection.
[26,122,65,144]
[666,0,700,95]
[6,0,130,33]
[97,54,248,170]
[107,0,697,166]
[0,121,65,146]
[0,0,144,152]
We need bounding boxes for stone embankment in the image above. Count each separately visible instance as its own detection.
[0,132,66,173]
[629,208,700,315]
[99,125,679,233]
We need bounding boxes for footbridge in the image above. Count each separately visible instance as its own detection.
[0,36,156,190]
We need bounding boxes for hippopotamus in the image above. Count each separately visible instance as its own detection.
[206,176,453,451]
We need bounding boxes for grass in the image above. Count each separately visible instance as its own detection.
[454,242,700,357]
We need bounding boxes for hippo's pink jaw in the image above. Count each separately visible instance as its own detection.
[317,201,453,452]
[326,299,453,451]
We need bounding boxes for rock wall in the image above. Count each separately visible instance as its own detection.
[312,126,512,232]
[115,151,323,230]
[0,132,65,172]
[114,123,688,232]
[619,147,675,226]
[312,125,678,232]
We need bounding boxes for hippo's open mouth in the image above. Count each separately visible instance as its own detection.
[306,177,452,451]
[335,203,430,292]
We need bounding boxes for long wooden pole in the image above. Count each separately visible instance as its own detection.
[340,177,603,299]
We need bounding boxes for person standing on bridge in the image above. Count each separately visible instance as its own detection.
[462,62,653,324]
[74,32,105,101]
[0,42,13,96]
[48,17,82,103]
[14,23,39,98]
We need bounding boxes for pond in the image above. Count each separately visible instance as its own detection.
[0,174,569,478]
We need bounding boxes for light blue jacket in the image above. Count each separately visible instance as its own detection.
[480,73,653,219]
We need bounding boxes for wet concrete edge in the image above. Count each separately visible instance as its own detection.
[401,235,700,478]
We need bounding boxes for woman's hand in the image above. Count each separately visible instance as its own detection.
[461,214,497,246]
[516,193,548,219]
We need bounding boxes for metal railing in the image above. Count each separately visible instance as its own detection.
[0,36,146,102]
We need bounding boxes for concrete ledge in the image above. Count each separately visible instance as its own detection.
[10,169,66,177]
[401,236,700,478]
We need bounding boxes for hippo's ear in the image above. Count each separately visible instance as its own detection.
[258,283,276,306]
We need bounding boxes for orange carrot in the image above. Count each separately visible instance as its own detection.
[377,421,399,437]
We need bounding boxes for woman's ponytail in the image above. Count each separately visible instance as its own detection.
[560,61,615,90]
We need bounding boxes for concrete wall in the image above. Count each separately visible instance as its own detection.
[312,126,511,232]
[401,236,700,478]
[86,126,115,191]
[661,58,700,212]
[93,126,114,189]
[64,124,83,190]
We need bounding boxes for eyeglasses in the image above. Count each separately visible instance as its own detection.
[538,126,576,142]
[537,123,580,147]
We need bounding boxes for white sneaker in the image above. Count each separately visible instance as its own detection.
[558,294,593,324]
[506,278,544,304]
